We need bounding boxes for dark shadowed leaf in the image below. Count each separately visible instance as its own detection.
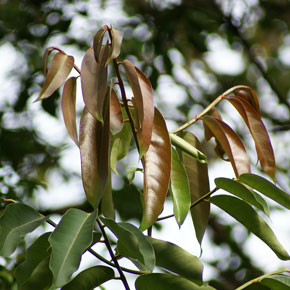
[106,28,123,65]
[140,108,171,231]
[62,266,114,290]
[100,173,115,219]
[81,47,108,123]
[225,95,275,180]
[49,209,97,288]
[177,132,210,245]
[61,77,78,146]
[239,173,290,210]
[93,25,109,64]
[135,273,216,290]
[147,237,203,284]
[260,274,290,290]
[35,52,74,102]
[170,147,191,226]
[110,87,123,133]
[0,203,46,257]
[202,115,251,177]
[211,195,290,260]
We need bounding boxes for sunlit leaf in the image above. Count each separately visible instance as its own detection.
[211,195,290,260]
[15,233,52,290]
[110,87,123,133]
[62,266,114,290]
[239,173,290,210]
[215,178,270,216]
[106,28,123,65]
[170,147,191,226]
[177,132,210,245]
[81,47,108,123]
[101,218,155,272]
[0,203,46,257]
[93,25,109,64]
[35,52,74,102]
[202,115,251,177]
[147,237,203,284]
[224,95,275,180]
[140,108,171,231]
[61,77,78,146]
[135,273,216,290]
[49,209,97,288]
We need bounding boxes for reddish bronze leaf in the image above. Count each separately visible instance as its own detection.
[140,108,171,231]
[61,77,78,146]
[106,28,123,65]
[202,115,251,177]
[93,25,109,64]
[110,88,123,133]
[42,47,55,76]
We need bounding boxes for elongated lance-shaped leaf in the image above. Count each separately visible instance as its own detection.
[42,47,55,75]
[147,237,203,284]
[15,232,52,290]
[61,77,78,146]
[122,59,154,157]
[101,218,155,272]
[79,94,110,209]
[135,273,216,290]
[35,52,74,102]
[224,95,275,181]
[140,108,171,231]
[239,173,290,210]
[202,115,251,177]
[93,25,109,64]
[106,28,123,65]
[215,177,270,217]
[170,147,191,226]
[110,87,123,133]
[62,266,114,290]
[0,203,46,257]
[100,171,115,219]
[211,195,290,260]
[177,132,210,245]
[81,47,108,123]
[49,209,98,288]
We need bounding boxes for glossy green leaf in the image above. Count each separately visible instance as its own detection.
[140,108,171,231]
[15,233,52,290]
[101,218,155,272]
[49,209,97,287]
[135,273,216,290]
[61,77,78,146]
[261,274,290,290]
[177,132,210,245]
[100,172,115,219]
[62,266,114,290]
[170,147,191,226]
[225,96,275,181]
[0,203,46,256]
[147,237,203,284]
[239,173,290,210]
[106,28,123,65]
[93,25,109,64]
[215,178,270,216]
[211,195,290,260]
[169,133,207,163]
[35,52,74,102]
[110,87,123,133]
[81,47,108,123]
[202,115,251,177]
[79,104,110,209]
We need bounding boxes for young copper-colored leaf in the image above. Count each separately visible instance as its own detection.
[110,88,123,133]
[106,28,123,65]
[93,25,109,64]
[140,108,171,231]
[225,95,275,181]
[202,115,251,177]
[42,47,55,76]
[81,47,108,123]
[35,52,74,102]
[177,132,210,245]
[61,77,78,146]
[79,101,110,209]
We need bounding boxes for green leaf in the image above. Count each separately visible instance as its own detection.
[147,237,203,284]
[170,147,191,226]
[211,195,290,260]
[140,108,171,231]
[100,172,115,219]
[0,203,46,256]
[135,273,216,290]
[15,233,52,290]
[35,52,74,102]
[62,266,114,290]
[49,209,97,287]
[215,178,270,216]
[101,218,155,272]
[261,274,290,290]
[239,173,290,210]
[126,167,143,184]
[169,133,207,163]
[177,132,210,245]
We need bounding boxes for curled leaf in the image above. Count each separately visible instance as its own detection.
[93,25,109,64]
[106,28,123,65]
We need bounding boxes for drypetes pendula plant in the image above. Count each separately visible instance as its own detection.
[1,25,290,289]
